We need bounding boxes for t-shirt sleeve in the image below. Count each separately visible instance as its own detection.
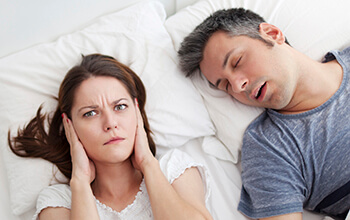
[238,123,306,219]
[32,184,72,220]
[158,149,211,203]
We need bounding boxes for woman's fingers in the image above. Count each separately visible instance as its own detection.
[135,99,144,131]
[61,113,70,141]
[133,99,155,172]
[62,113,95,183]
[62,113,79,148]
[134,99,147,144]
[134,99,148,147]
[61,113,85,157]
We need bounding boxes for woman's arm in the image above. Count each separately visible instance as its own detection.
[37,179,98,220]
[39,207,70,220]
[62,114,99,220]
[132,102,212,220]
[171,167,210,217]
[143,160,212,220]
[69,179,99,220]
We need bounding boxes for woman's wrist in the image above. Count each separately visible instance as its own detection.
[70,177,92,191]
[140,156,159,174]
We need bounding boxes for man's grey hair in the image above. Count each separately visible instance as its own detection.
[178,8,282,77]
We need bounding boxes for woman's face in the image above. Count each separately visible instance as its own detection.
[70,76,137,164]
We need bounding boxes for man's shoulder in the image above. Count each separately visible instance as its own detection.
[242,110,279,146]
[324,46,350,64]
[243,109,303,147]
[338,46,350,57]
[245,109,280,133]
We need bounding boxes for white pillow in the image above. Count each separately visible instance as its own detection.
[192,73,262,163]
[0,0,214,215]
[165,0,350,163]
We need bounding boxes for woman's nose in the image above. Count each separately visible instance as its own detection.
[103,113,118,131]
[104,124,117,131]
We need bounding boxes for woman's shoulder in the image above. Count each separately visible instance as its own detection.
[37,183,72,205]
[158,149,197,178]
[158,149,192,162]
[158,149,211,202]
[40,183,71,196]
[32,184,71,220]
[158,149,207,183]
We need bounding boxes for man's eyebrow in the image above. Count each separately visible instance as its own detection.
[214,79,221,88]
[200,69,219,88]
[222,49,235,69]
[207,80,215,87]
[213,49,235,88]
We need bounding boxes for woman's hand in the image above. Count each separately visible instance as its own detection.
[62,113,96,184]
[131,100,212,220]
[62,114,99,220]
[131,99,156,173]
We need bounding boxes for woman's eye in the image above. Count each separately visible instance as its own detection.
[83,111,96,117]
[115,104,127,111]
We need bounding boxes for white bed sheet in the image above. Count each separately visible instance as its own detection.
[1,0,349,219]
[0,153,28,220]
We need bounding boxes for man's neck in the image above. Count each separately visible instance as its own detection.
[278,57,343,115]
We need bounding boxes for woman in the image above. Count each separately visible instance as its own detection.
[8,54,212,220]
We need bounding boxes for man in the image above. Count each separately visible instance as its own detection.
[178,8,350,220]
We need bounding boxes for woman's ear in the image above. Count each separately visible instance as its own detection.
[259,23,285,45]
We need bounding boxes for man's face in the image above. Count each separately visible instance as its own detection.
[199,29,297,110]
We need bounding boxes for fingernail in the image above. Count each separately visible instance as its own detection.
[61,113,64,119]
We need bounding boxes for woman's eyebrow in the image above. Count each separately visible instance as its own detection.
[111,98,127,106]
[78,105,98,113]
[77,98,128,113]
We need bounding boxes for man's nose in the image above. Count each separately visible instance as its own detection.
[229,74,248,93]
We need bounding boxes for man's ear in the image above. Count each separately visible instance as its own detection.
[259,23,285,45]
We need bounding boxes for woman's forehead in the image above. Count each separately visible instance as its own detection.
[73,76,131,107]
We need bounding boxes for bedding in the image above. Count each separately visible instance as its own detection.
[1,0,349,219]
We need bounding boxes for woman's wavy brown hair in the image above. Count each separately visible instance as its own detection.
[8,54,156,180]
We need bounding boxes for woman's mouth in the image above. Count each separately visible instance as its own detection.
[104,137,124,145]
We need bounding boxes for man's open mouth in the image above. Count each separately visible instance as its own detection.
[255,82,267,99]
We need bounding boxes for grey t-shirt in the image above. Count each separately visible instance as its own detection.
[238,47,350,219]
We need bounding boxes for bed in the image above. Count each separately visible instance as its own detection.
[1,0,349,219]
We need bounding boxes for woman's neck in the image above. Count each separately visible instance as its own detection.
[90,159,143,211]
